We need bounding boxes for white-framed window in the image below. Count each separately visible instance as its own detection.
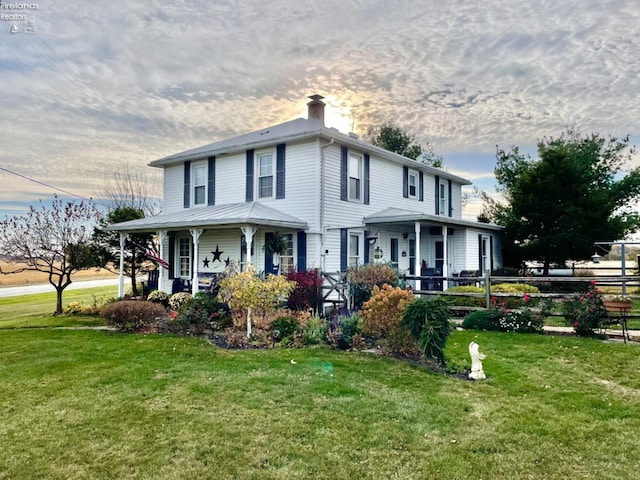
[480,235,490,273]
[279,234,294,274]
[349,233,361,266]
[348,153,362,201]
[258,152,274,199]
[193,163,207,206]
[439,181,447,215]
[178,237,191,278]
[408,169,418,198]
[390,238,399,269]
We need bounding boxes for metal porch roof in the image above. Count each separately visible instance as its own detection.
[363,207,502,231]
[106,202,308,233]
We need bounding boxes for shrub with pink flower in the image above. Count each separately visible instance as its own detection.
[561,281,608,336]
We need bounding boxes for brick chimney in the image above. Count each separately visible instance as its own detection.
[307,94,325,125]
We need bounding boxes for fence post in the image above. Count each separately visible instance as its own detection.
[485,269,491,309]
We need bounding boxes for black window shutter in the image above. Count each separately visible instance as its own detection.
[489,236,494,272]
[276,143,286,199]
[340,228,348,272]
[183,161,191,209]
[265,232,274,273]
[246,150,254,202]
[207,156,216,206]
[402,166,408,198]
[340,146,348,201]
[478,234,483,273]
[435,175,440,215]
[419,172,424,201]
[297,231,307,271]
[448,180,452,216]
[363,153,370,205]
[168,236,175,280]
[363,231,370,264]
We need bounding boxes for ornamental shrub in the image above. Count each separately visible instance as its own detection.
[492,283,540,294]
[402,297,451,365]
[173,292,231,334]
[286,269,323,311]
[301,316,327,346]
[442,286,485,308]
[326,311,362,350]
[147,290,170,307]
[169,292,192,310]
[64,301,100,315]
[101,300,166,333]
[561,281,608,336]
[271,316,300,343]
[461,310,501,331]
[347,263,399,308]
[362,284,413,338]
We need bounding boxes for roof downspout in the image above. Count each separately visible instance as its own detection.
[320,138,334,272]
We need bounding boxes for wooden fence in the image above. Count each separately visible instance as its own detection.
[320,270,640,316]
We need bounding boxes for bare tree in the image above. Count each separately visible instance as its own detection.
[0,196,103,314]
[101,163,162,216]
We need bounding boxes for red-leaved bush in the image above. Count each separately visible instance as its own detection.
[101,300,166,332]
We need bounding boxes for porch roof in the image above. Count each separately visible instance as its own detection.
[363,207,502,231]
[105,202,309,233]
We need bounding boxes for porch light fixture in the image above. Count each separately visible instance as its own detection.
[591,252,601,264]
[402,232,409,240]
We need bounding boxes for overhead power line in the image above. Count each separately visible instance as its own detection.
[0,165,97,203]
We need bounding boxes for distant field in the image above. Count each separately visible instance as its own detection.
[0,260,116,287]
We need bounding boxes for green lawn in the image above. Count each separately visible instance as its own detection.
[0,324,639,479]
[0,286,116,329]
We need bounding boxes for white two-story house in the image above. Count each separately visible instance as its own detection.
[109,95,502,297]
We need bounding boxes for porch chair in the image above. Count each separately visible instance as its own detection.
[141,269,159,297]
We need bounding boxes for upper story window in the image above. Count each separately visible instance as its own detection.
[439,181,447,215]
[193,163,207,206]
[408,169,418,198]
[349,153,362,201]
[258,152,274,199]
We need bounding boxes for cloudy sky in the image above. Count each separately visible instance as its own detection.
[1,0,639,220]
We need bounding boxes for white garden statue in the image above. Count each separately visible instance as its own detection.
[468,341,486,380]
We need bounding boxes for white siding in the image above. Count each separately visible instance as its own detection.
[163,165,184,213]
[216,152,247,204]
[464,229,503,271]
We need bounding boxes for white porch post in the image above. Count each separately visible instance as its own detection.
[240,226,257,338]
[442,227,449,290]
[241,226,256,266]
[414,222,421,290]
[158,230,167,292]
[190,229,203,296]
[118,232,125,298]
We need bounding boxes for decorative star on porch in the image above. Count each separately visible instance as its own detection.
[211,245,224,263]
[224,256,230,267]
[202,257,210,268]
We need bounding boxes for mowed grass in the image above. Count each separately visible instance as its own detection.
[0,324,639,479]
[0,286,117,329]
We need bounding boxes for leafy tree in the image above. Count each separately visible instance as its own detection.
[0,196,103,314]
[367,121,443,168]
[218,266,295,337]
[93,207,154,296]
[482,129,640,273]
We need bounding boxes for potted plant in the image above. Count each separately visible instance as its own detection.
[264,232,288,272]
[603,294,633,312]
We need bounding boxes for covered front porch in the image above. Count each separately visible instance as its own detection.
[362,207,502,290]
[107,202,309,297]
